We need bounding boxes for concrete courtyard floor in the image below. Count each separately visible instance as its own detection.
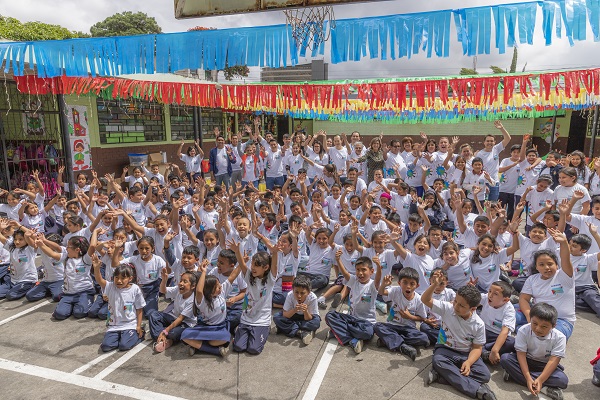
[0,295,598,400]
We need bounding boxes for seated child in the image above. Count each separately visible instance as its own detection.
[568,231,600,318]
[422,271,496,400]
[149,269,198,353]
[592,347,600,387]
[92,255,145,352]
[500,303,568,400]
[273,275,321,345]
[182,261,240,357]
[419,268,455,346]
[325,255,381,354]
[209,249,247,335]
[517,229,575,339]
[373,267,429,361]
[479,280,516,364]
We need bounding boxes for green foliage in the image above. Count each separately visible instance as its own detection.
[489,65,505,74]
[0,16,88,41]
[90,11,161,37]
[223,64,250,81]
[460,68,478,76]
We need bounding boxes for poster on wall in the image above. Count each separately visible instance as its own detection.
[21,100,45,136]
[66,105,92,170]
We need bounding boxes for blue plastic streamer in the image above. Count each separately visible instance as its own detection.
[1,0,599,77]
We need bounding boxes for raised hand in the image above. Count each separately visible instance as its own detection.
[548,228,567,243]
[493,120,504,130]
[573,189,585,200]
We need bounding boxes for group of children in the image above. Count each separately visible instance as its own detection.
[0,123,599,400]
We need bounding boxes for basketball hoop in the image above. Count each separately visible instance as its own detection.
[283,5,335,50]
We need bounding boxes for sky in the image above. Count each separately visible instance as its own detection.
[3,0,600,82]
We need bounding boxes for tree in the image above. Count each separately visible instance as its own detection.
[509,46,518,73]
[0,16,89,41]
[489,65,505,74]
[90,12,161,37]
[460,68,478,76]
[188,26,249,81]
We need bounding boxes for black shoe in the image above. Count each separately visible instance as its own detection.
[376,338,384,348]
[481,349,490,363]
[476,383,497,400]
[545,387,564,400]
[426,368,439,386]
[503,370,510,382]
[593,373,600,387]
[399,344,417,361]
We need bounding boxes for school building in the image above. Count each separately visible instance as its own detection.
[0,75,594,196]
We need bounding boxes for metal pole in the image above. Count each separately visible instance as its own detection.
[57,94,75,196]
[550,110,557,150]
[591,106,599,159]
[0,114,10,191]
[197,107,203,145]
[192,106,200,142]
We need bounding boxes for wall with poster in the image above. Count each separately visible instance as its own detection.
[66,104,92,170]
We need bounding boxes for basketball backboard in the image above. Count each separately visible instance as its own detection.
[174,0,381,19]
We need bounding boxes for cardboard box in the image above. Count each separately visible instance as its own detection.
[148,152,164,164]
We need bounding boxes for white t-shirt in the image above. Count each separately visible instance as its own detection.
[499,157,520,193]
[306,148,329,179]
[391,194,413,224]
[362,247,397,285]
[240,270,276,327]
[362,219,389,241]
[215,147,228,176]
[515,160,545,196]
[478,293,516,334]
[467,248,511,291]
[433,249,473,290]
[195,281,228,325]
[104,282,146,332]
[367,179,394,200]
[346,275,378,324]
[4,241,37,284]
[209,267,247,305]
[527,186,555,226]
[144,227,183,262]
[517,234,554,275]
[284,153,303,176]
[570,253,598,287]
[428,151,453,186]
[61,251,94,294]
[569,214,600,254]
[283,291,319,316]
[39,250,65,282]
[432,299,486,352]
[426,288,456,324]
[122,255,166,285]
[328,147,348,177]
[400,252,435,294]
[122,198,147,226]
[263,147,284,178]
[333,245,360,275]
[515,324,566,363]
[0,201,24,221]
[164,286,196,327]
[384,151,407,180]
[124,175,145,188]
[274,251,299,294]
[463,171,489,200]
[384,288,427,328]
[477,143,504,180]
[553,184,591,215]
[521,269,576,324]
[180,154,202,174]
[302,242,333,276]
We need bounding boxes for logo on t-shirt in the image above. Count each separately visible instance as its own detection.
[123,302,134,313]
[488,264,497,273]
[576,264,587,273]
[75,264,86,273]
[360,294,372,303]
[551,284,564,295]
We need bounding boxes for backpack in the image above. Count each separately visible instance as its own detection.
[36,145,47,168]
[45,144,59,166]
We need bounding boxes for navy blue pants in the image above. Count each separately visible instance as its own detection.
[0,264,9,282]
[420,323,440,346]
[233,323,270,355]
[483,329,515,354]
[432,345,491,398]
[575,285,600,317]
[88,295,109,320]
[227,307,242,335]
[500,353,568,389]
[594,360,600,381]
[297,272,329,291]
[374,322,430,351]
[272,292,287,306]
[147,310,187,342]
[265,176,285,190]
[325,311,374,346]
[0,279,36,301]
[140,280,161,317]
[100,329,142,352]
[273,312,321,337]
[53,289,95,320]
[512,275,528,293]
[25,280,63,302]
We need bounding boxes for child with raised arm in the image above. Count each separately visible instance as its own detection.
[92,254,145,352]
[273,275,321,345]
[229,238,278,355]
[182,260,240,357]
[517,229,576,339]
[422,271,496,400]
[479,280,517,364]
[373,267,430,361]
[420,268,456,346]
[325,254,381,354]
[500,303,568,400]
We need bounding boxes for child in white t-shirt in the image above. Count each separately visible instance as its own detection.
[479,281,517,364]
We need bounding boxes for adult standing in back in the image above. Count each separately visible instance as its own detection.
[209,135,236,189]
[475,121,512,202]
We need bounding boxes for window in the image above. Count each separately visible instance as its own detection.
[200,109,224,139]
[170,105,195,141]
[97,99,165,144]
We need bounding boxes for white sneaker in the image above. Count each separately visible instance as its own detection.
[219,345,229,358]
[301,330,314,345]
[545,387,563,400]
[331,293,342,308]
[352,339,363,354]
[318,300,327,309]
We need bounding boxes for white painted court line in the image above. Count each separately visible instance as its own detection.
[0,358,186,400]
[302,339,338,400]
[93,340,150,380]
[0,300,50,327]
[71,349,118,375]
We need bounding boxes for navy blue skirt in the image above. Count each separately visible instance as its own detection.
[180,320,231,342]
